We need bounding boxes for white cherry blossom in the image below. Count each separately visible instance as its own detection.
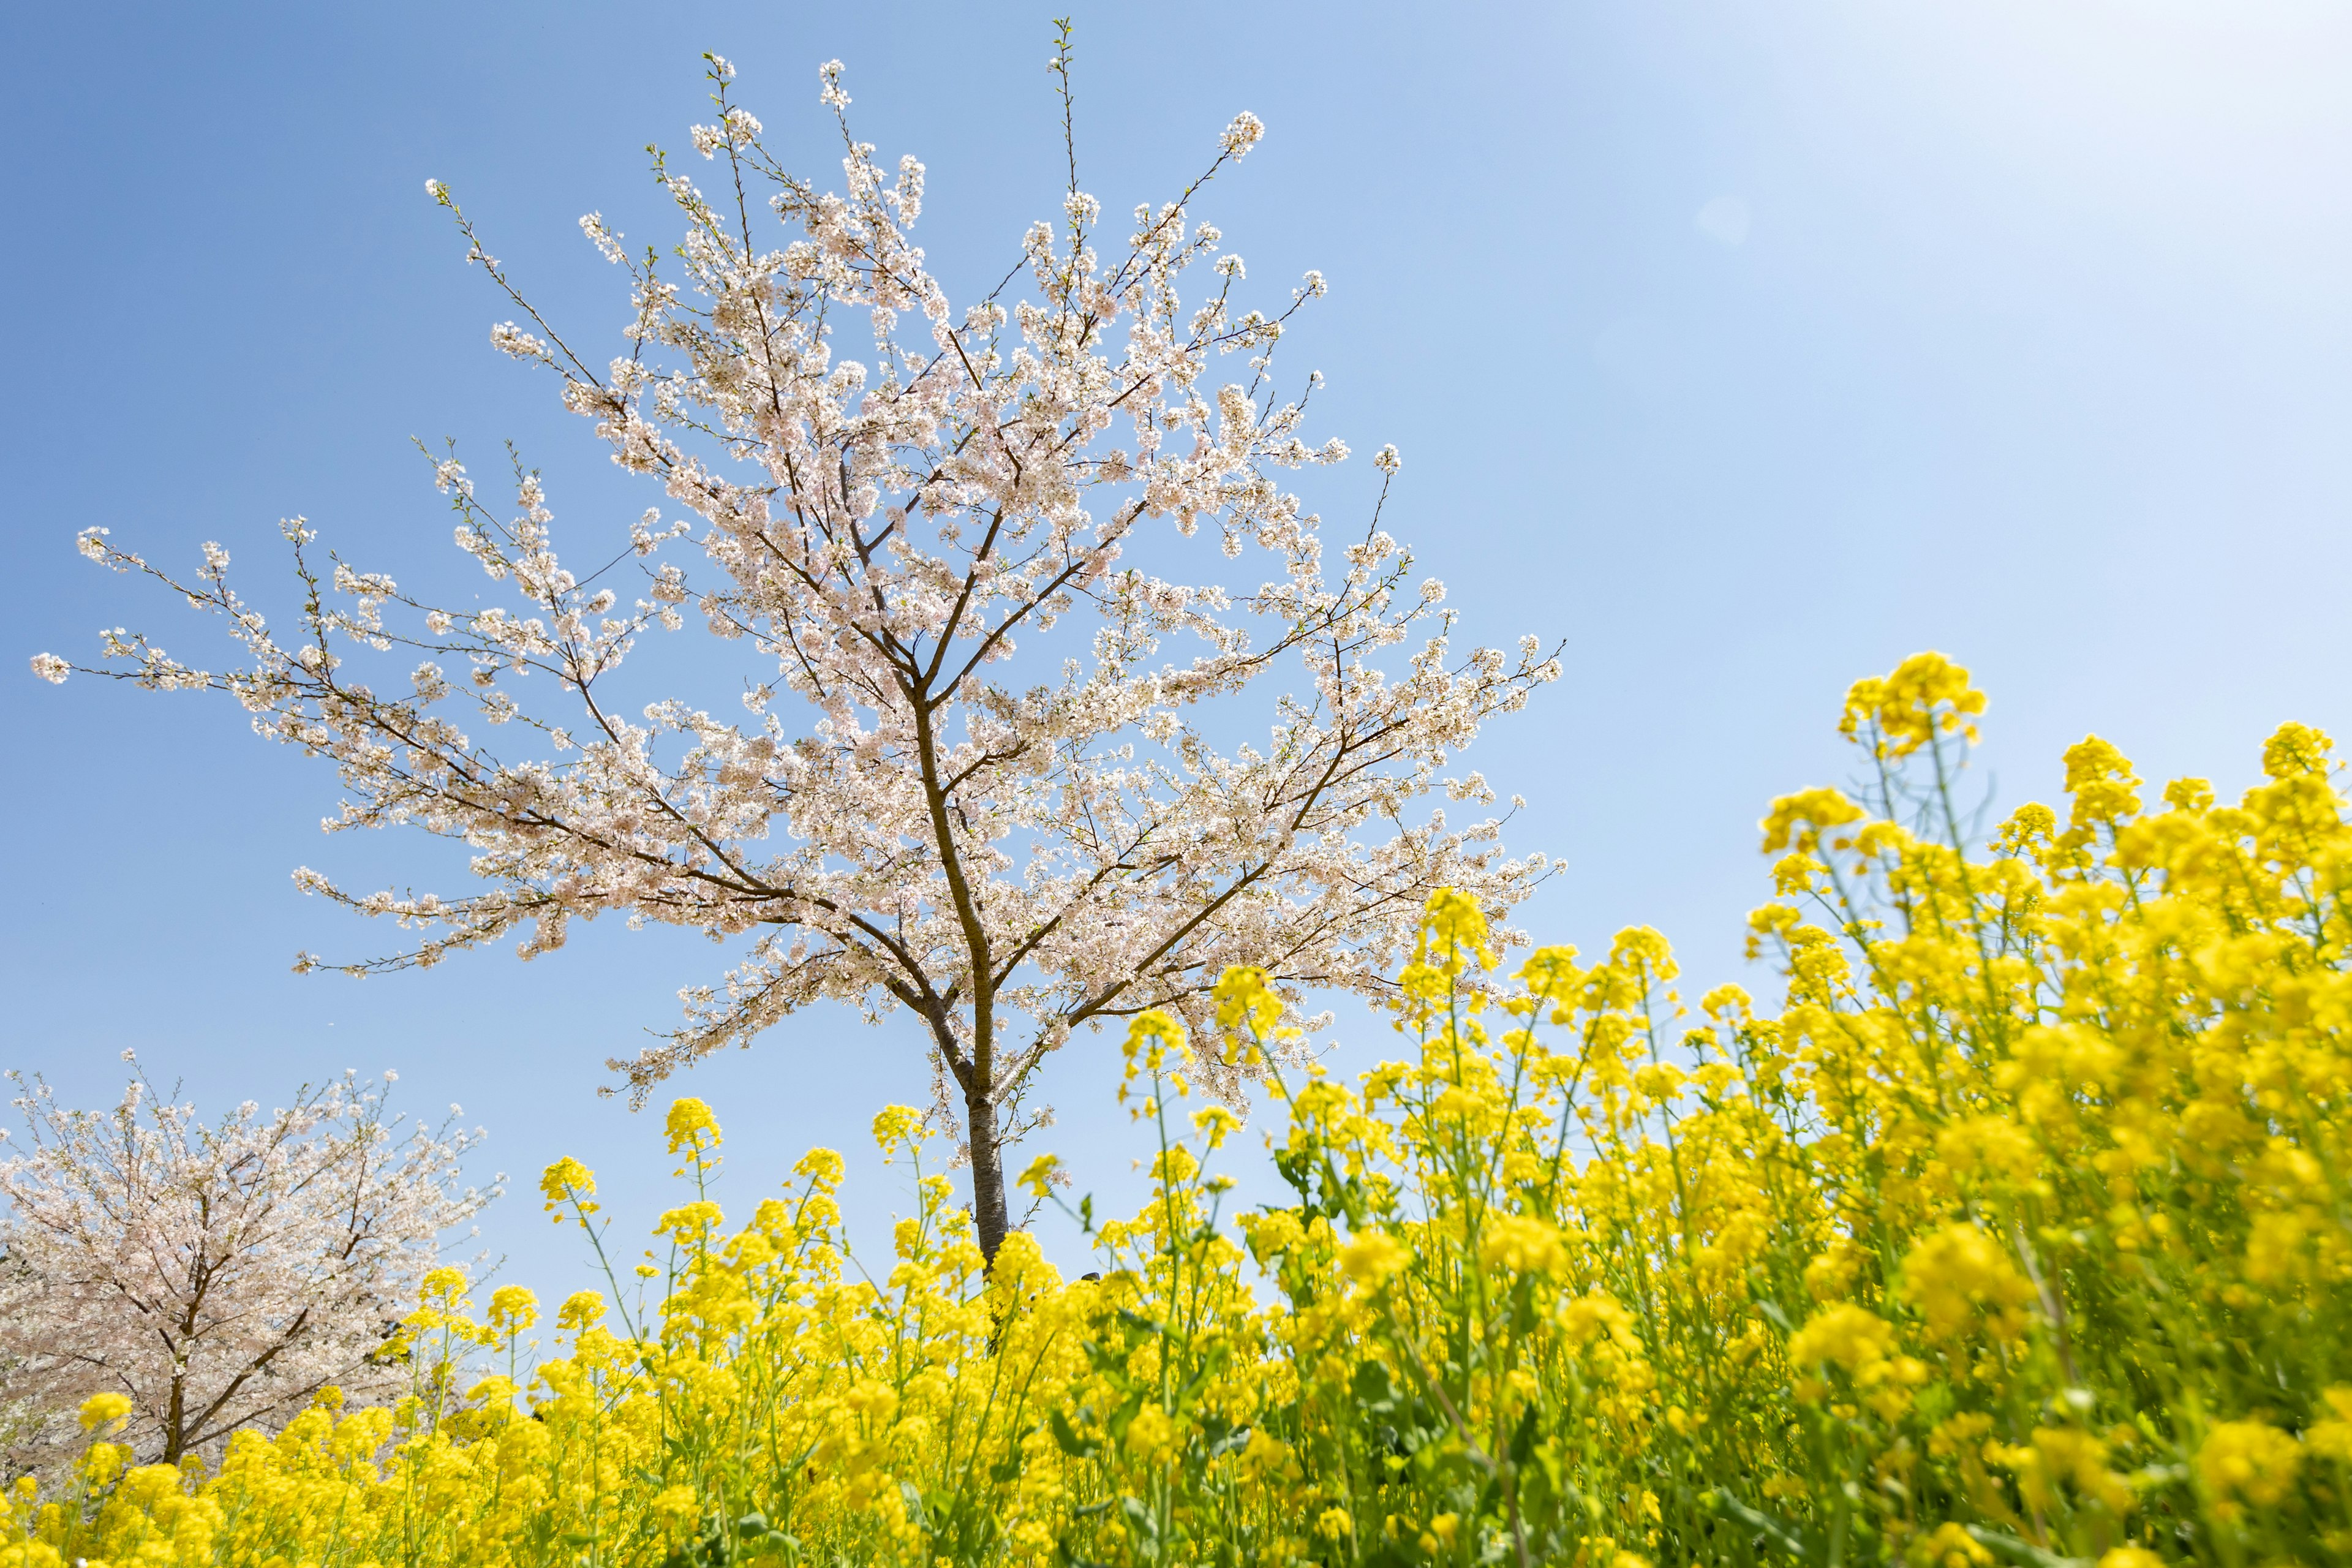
[36,55,1557,1260]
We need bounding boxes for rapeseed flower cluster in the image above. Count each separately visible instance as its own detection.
[10,653,2348,1567]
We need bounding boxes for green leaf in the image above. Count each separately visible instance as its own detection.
[1709,1487,1820,1561]
[1506,1407,1540,1466]
[1049,1408,1100,1458]
[1352,1359,1401,1414]
[1965,1528,2090,1568]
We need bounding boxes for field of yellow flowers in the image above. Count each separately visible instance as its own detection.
[10,652,2350,1568]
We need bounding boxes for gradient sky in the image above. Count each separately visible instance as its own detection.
[5,1,2348,1297]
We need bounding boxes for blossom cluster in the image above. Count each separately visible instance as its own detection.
[12,651,2346,1567]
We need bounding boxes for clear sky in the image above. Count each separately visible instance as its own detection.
[5,2,2349,1296]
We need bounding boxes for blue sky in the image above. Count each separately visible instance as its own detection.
[4,1,2348,1297]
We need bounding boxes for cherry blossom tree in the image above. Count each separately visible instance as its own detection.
[31,45,1556,1261]
[0,1065,492,1469]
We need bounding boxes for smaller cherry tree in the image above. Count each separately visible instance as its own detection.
[0,1063,495,1469]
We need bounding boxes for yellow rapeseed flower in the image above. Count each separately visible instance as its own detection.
[77,1392,132,1433]
[1338,1229,1410,1289]
[1900,1223,2035,1343]
[664,1096,721,1156]
[538,1154,598,1223]
[870,1103,922,1155]
[2199,1419,2302,1508]
[488,1285,540,1336]
[1787,1303,1895,1374]
[1477,1215,1566,1278]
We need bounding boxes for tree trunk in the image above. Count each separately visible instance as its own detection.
[164,1371,186,1463]
[966,1089,1009,1265]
